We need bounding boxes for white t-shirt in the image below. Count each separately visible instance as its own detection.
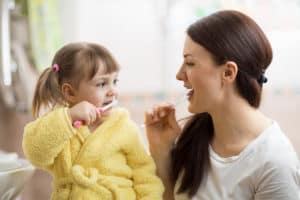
[175,121,300,200]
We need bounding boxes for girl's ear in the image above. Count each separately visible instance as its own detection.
[222,61,238,83]
[61,83,77,104]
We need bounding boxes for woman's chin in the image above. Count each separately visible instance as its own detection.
[187,104,196,113]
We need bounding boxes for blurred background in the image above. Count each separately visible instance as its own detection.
[0,0,299,199]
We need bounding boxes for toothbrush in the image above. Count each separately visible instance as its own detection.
[73,99,118,128]
[140,94,187,128]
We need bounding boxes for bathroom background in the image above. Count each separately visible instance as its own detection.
[0,0,299,199]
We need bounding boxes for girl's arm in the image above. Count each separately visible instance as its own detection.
[22,108,76,168]
[144,103,182,200]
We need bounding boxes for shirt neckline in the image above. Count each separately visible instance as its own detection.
[209,121,277,164]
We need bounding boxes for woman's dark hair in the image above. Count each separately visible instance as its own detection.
[32,42,119,118]
[171,10,273,197]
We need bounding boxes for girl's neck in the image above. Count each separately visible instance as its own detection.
[210,97,271,157]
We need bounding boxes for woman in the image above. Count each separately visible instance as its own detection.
[145,10,300,200]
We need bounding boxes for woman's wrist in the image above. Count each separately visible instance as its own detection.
[149,144,172,160]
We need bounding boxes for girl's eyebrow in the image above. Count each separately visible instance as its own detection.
[95,75,117,81]
[93,77,109,82]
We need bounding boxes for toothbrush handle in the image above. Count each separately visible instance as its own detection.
[73,120,84,128]
[72,107,103,128]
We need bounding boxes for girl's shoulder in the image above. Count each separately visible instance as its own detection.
[106,107,139,131]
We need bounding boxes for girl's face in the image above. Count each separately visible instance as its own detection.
[73,66,119,109]
[176,35,224,114]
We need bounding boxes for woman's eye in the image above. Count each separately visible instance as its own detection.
[185,62,194,66]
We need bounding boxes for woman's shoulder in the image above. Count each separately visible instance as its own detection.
[252,121,299,172]
[252,122,300,198]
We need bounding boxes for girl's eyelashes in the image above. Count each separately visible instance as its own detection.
[96,81,107,88]
[96,78,118,88]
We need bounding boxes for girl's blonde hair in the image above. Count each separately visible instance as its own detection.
[32,42,119,118]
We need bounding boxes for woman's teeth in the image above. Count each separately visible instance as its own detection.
[187,89,194,97]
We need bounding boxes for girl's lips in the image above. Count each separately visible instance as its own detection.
[103,101,112,106]
[102,99,114,107]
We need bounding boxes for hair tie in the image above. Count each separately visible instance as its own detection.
[258,73,268,84]
[53,64,60,72]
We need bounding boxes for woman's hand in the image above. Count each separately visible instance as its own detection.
[145,103,182,153]
[68,101,101,126]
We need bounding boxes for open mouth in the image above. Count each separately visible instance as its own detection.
[187,89,194,98]
[102,100,113,107]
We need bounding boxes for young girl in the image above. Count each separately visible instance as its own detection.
[22,42,164,200]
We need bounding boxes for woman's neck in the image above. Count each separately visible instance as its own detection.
[210,97,271,157]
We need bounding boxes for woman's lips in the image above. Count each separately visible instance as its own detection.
[187,89,194,100]
[186,89,194,101]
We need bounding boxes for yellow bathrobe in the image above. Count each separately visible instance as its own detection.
[23,107,164,200]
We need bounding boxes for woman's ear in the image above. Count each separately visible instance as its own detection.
[61,83,77,104]
[222,61,238,83]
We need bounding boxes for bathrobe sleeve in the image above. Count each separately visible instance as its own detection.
[122,120,164,200]
[22,108,77,168]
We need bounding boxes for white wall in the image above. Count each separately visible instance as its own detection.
[57,0,300,93]
[58,0,169,93]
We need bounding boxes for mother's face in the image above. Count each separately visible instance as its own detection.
[176,35,224,114]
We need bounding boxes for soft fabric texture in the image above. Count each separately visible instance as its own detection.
[174,121,300,200]
[23,107,164,200]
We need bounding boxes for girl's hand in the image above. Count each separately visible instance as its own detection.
[68,101,101,126]
[145,103,181,153]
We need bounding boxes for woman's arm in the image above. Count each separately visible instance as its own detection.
[145,103,182,200]
[150,145,174,200]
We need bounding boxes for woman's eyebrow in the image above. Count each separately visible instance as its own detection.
[184,54,193,58]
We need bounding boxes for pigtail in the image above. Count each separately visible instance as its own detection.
[32,67,63,118]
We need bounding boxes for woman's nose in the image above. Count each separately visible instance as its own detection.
[176,66,185,81]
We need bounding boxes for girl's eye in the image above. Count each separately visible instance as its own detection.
[113,79,119,85]
[97,82,107,88]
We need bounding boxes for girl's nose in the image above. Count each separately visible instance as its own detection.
[107,86,117,97]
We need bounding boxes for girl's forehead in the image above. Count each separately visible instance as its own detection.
[95,60,119,73]
[93,71,119,79]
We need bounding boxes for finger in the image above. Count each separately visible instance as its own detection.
[157,103,174,118]
[92,108,99,122]
[145,109,154,124]
[167,107,179,128]
[85,117,91,125]
[152,106,160,122]
[97,109,102,118]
